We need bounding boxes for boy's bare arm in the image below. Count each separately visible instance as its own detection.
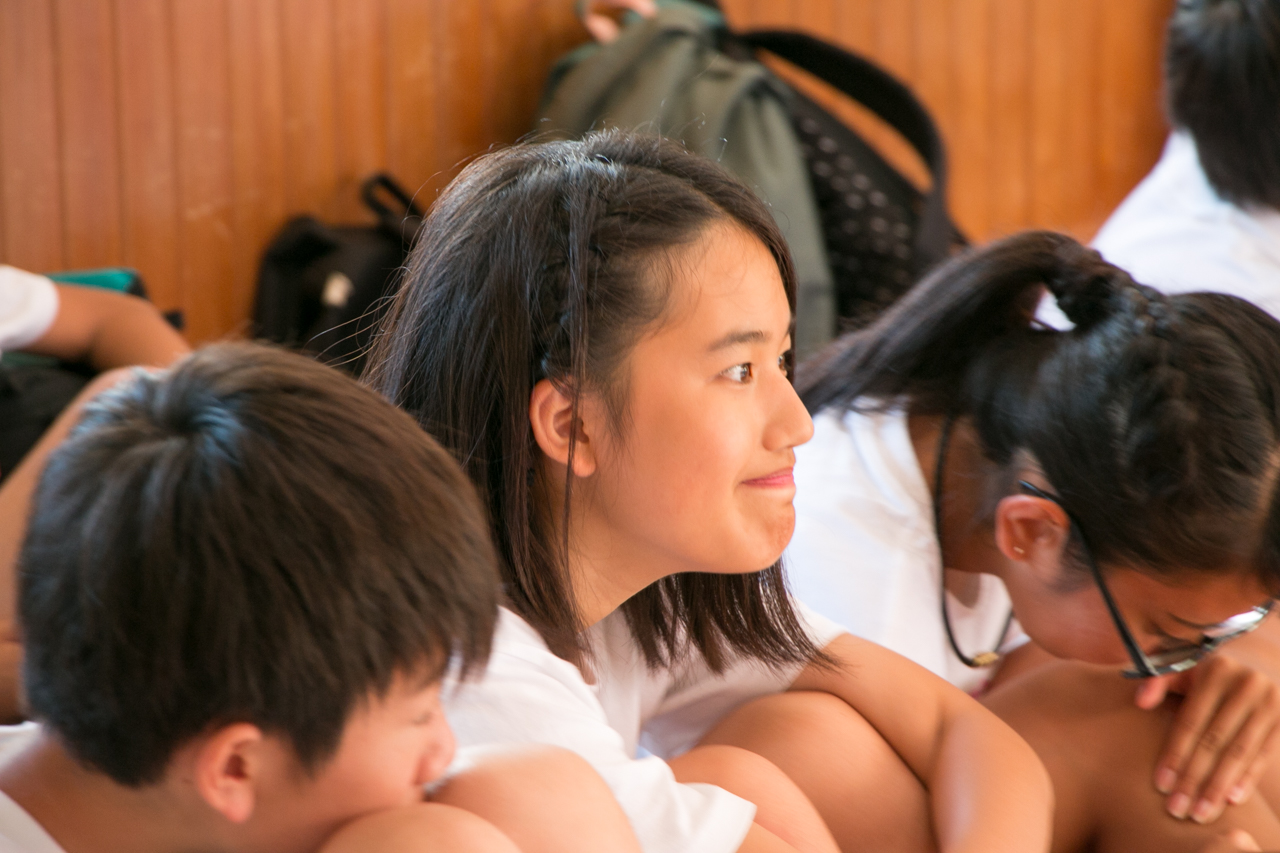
[24,284,188,371]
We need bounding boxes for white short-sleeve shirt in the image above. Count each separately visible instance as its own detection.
[0,724,65,853]
[785,407,1025,695]
[1091,132,1280,316]
[0,267,58,357]
[446,603,846,853]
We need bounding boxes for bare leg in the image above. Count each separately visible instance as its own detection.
[669,744,840,853]
[697,690,938,853]
[432,746,642,853]
[318,802,520,853]
[984,661,1280,853]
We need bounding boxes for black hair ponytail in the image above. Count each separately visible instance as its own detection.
[800,230,1280,588]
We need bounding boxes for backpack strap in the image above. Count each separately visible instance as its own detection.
[736,29,961,269]
[361,173,426,246]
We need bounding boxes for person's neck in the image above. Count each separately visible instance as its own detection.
[908,412,1010,588]
[0,732,216,853]
[567,513,675,629]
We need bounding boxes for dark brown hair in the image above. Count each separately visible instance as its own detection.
[21,343,499,785]
[1166,0,1280,209]
[365,130,820,671]
[801,230,1280,588]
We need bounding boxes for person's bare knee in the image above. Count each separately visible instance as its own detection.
[432,746,640,853]
[318,802,518,853]
[700,691,936,853]
[670,743,838,853]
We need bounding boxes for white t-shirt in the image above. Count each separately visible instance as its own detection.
[1092,132,1280,315]
[0,268,58,357]
[446,604,846,853]
[785,407,1025,695]
[0,724,64,853]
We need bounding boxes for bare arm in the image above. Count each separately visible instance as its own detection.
[791,633,1053,853]
[23,284,188,370]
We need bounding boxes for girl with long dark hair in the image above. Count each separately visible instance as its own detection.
[789,230,1280,853]
[364,130,1052,853]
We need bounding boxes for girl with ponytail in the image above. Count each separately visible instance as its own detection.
[789,230,1280,853]
[366,130,1053,853]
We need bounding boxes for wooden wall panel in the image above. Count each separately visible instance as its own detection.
[722,0,1173,244]
[0,1,65,272]
[0,0,1172,343]
[115,0,180,313]
[55,0,124,269]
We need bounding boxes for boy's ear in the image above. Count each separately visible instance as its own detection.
[994,494,1072,585]
[529,378,597,477]
[192,723,267,824]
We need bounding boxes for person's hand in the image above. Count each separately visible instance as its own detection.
[1197,829,1262,852]
[1135,654,1280,823]
[578,0,656,43]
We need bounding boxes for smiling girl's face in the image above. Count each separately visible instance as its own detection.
[564,222,813,611]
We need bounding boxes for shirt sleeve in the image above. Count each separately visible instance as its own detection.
[0,267,58,354]
[445,611,757,853]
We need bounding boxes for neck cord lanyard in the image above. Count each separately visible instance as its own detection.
[932,412,1015,669]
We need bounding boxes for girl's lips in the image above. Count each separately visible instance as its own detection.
[742,468,794,487]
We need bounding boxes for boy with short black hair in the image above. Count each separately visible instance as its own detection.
[1091,0,1280,316]
[0,343,640,853]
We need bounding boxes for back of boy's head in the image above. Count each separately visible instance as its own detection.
[1166,0,1280,209]
[19,343,499,786]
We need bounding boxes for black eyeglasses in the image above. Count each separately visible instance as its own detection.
[1017,480,1274,679]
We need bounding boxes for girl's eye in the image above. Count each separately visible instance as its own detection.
[722,363,754,383]
[777,353,790,372]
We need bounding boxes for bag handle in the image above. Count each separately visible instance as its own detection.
[361,173,426,244]
[736,29,962,269]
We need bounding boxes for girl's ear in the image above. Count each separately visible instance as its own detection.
[191,723,266,824]
[994,494,1073,585]
[529,378,598,477]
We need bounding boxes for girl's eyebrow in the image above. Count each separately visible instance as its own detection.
[708,329,768,352]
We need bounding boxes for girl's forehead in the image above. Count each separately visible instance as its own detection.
[657,223,788,324]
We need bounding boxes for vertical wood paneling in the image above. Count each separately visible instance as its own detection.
[115,0,181,312]
[385,0,440,210]
[228,0,288,335]
[333,0,388,223]
[0,0,1174,343]
[873,0,915,83]
[912,0,952,185]
[987,0,1033,237]
[54,0,123,269]
[1095,0,1170,232]
[0,0,64,271]
[947,0,991,238]
[280,0,339,217]
[1029,0,1098,235]
[173,0,235,342]
[437,0,490,176]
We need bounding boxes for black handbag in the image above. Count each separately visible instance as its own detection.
[721,27,967,328]
[251,173,424,375]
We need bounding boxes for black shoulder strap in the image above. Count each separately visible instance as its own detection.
[361,173,426,246]
[737,29,962,267]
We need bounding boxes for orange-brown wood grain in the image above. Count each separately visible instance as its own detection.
[228,0,289,334]
[54,0,124,270]
[173,0,236,343]
[115,0,180,313]
[0,0,65,272]
[0,0,1173,343]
